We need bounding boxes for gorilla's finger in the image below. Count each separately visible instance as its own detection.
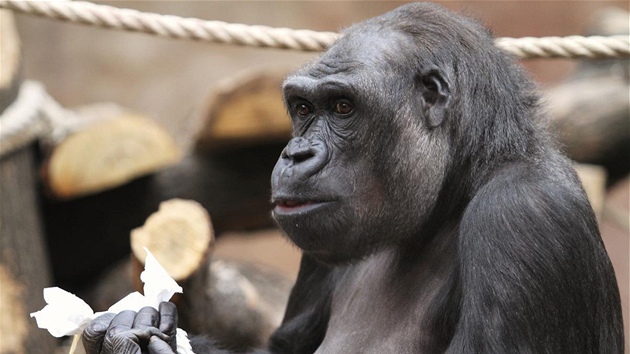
[102,328,165,354]
[133,306,160,329]
[158,302,178,351]
[158,302,177,335]
[148,335,177,354]
[109,310,137,332]
[103,329,143,354]
[82,312,116,354]
[103,333,143,354]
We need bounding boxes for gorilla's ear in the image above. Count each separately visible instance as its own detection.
[415,67,451,128]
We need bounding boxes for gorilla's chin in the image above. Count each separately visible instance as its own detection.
[273,200,362,261]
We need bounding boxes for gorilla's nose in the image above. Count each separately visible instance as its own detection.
[278,137,328,181]
[283,137,315,162]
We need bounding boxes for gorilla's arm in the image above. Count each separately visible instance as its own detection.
[446,161,624,353]
[268,254,334,353]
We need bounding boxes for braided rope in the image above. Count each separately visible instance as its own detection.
[0,0,338,52]
[1,0,628,58]
[496,36,630,59]
[0,82,48,158]
[0,81,84,158]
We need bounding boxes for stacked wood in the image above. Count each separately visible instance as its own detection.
[125,199,291,351]
[194,68,293,151]
[42,111,181,199]
[0,9,56,354]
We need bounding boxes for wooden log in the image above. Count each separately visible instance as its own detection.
[194,68,292,151]
[0,9,56,353]
[130,199,214,283]
[128,200,291,351]
[42,112,181,199]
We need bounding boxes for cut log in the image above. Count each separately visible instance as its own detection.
[130,199,214,282]
[194,68,292,151]
[43,113,181,199]
[0,9,56,353]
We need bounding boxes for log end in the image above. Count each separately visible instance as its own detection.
[131,199,214,282]
[45,113,181,199]
[194,68,292,151]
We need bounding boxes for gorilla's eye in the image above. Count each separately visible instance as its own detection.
[334,101,354,116]
[296,103,312,117]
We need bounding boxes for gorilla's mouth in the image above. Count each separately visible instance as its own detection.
[277,200,314,208]
[273,199,333,215]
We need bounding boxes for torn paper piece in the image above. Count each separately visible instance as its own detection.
[30,248,193,353]
[30,287,97,338]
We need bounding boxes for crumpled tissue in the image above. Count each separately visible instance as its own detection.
[30,248,194,354]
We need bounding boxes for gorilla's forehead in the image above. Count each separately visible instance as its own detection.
[294,29,414,81]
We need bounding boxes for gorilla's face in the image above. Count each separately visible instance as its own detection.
[271,29,451,263]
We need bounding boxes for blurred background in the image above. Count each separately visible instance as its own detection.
[14,1,629,142]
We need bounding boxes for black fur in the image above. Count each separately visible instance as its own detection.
[197,3,624,353]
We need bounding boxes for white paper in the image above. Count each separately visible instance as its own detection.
[30,287,96,337]
[176,328,195,354]
[30,248,194,353]
[141,247,183,308]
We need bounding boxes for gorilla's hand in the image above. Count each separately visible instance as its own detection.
[82,302,177,354]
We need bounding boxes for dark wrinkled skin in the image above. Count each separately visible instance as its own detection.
[82,302,177,354]
[82,3,624,354]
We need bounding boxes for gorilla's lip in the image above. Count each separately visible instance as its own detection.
[272,198,334,215]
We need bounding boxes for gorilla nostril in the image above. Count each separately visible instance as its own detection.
[285,138,316,164]
[291,149,315,163]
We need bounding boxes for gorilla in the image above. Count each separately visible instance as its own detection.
[83,3,624,353]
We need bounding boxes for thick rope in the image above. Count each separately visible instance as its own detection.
[1,0,629,58]
[0,81,85,158]
[0,82,48,158]
[0,0,338,52]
